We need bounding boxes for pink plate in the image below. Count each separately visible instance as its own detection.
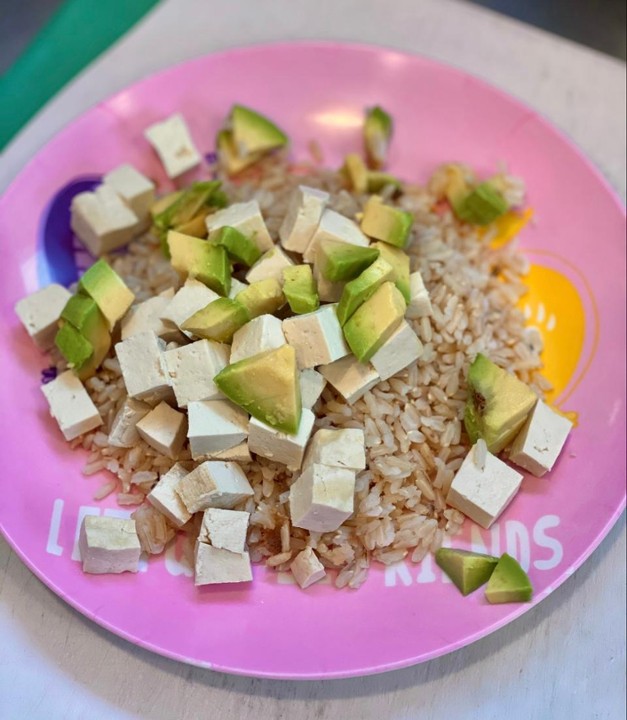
[0,42,625,679]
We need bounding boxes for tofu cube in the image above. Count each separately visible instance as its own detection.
[164,339,229,407]
[290,547,327,589]
[299,368,326,410]
[103,163,155,223]
[203,442,252,463]
[303,428,366,471]
[121,290,185,343]
[71,184,139,256]
[147,463,192,527]
[446,446,523,529]
[160,278,220,331]
[198,508,250,553]
[206,200,273,253]
[290,463,356,532]
[303,209,369,263]
[144,113,201,178]
[108,397,151,448]
[370,320,423,381]
[282,304,349,369]
[115,331,173,404]
[406,271,432,319]
[176,461,254,513]
[187,399,249,458]
[41,370,102,441]
[14,283,72,350]
[228,278,248,299]
[279,185,330,253]
[79,515,141,574]
[509,400,573,477]
[230,314,286,364]
[136,401,188,459]
[245,246,295,285]
[248,409,315,470]
[319,355,380,404]
[194,543,252,585]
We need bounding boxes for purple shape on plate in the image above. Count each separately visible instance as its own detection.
[40,366,58,384]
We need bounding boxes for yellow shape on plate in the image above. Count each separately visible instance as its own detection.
[484,207,534,248]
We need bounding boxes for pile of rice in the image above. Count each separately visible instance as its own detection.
[61,153,548,589]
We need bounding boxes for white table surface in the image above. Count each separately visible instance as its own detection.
[0,1,625,718]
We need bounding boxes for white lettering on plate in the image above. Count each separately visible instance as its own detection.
[46,499,64,556]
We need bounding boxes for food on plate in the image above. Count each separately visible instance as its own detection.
[14,102,574,598]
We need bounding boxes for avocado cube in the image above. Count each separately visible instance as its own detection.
[210,225,261,267]
[364,105,393,169]
[360,196,413,249]
[230,104,288,156]
[55,323,94,374]
[373,242,411,302]
[435,548,499,596]
[283,265,319,314]
[182,297,250,343]
[58,293,111,378]
[485,553,533,604]
[236,278,285,319]
[216,129,264,175]
[336,257,395,326]
[78,259,135,331]
[453,182,508,226]
[168,230,231,296]
[316,239,379,282]
[341,153,369,194]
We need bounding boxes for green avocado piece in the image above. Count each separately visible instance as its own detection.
[373,242,411,303]
[216,129,264,175]
[317,239,380,282]
[453,182,508,226]
[181,297,249,343]
[215,344,301,434]
[364,106,393,169]
[361,196,413,249]
[343,281,405,362]
[464,353,538,454]
[230,105,288,156]
[336,256,395,326]
[210,225,261,267]
[342,153,369,194]
[283,265,319,314]
[435,548,499,596]
[78,259,134,331]
[175,211,209,238]
[235,278,285,319]
[168,230,231,296]
[150,191,182,220]
[367,172,402,194]
[55,323,94,374]
[485,553,533,604]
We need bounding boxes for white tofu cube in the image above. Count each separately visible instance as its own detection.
[187,399,249,459]
[176,461,254,513]
[144,113,201,178]
[79,515,141,574]
[370,320,423,381]
[194,543,252,585]
[147,463,192,527]
[164,339,229,407]
[160,278,220,331]
[136,401,188,459]
[290,547,326,589]
[299,368,326,410]
[279,185,330,253]
[203,442,252,463]
[108,397,151,448]
[509,400,573,477]
[206,200,273,253]
[198,508,250,553]
[15,284,72,351]
[319,355,380,404]
[446,446,523,529]
[290,463,356,532]
[282,304,349,369]
[41,370,102,441]
[406,271,432,319]
[245,246,295,285]
[121,291,184,343]
[303,428,366,471]
[103,163,156,223]
[303,209,369,263]
[115,331,173,404]
[228,278,248,299]
[230,314,286,364]
[71,184,139,256]
[248,409,315,470]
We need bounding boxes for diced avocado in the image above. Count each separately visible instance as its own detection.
[55,323,94,374]
[453,182,508,226]
[485,553,533,604]
[216,130,263,175]
[374,242,411,302]
[175,211,209,238]
[364,106,393,169]
[236,278,285,319]
[342,153,369,194]
[230,104,289,156]
[435,548,499,596]
[168,231,231,296]
[210,226,261,267]
[343,281,405,362]
[443,165,471,208]
[464,353,538,454]
[182,297,250,343]
[60,293,110,372]
[336,257,395,325]
[360,196,413,249]
[317,239,379,282]
[150,191,182,220]
[215,345,301,434]
[283,265,319,314]
[78,259,134,331]
[367,172,401,194]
